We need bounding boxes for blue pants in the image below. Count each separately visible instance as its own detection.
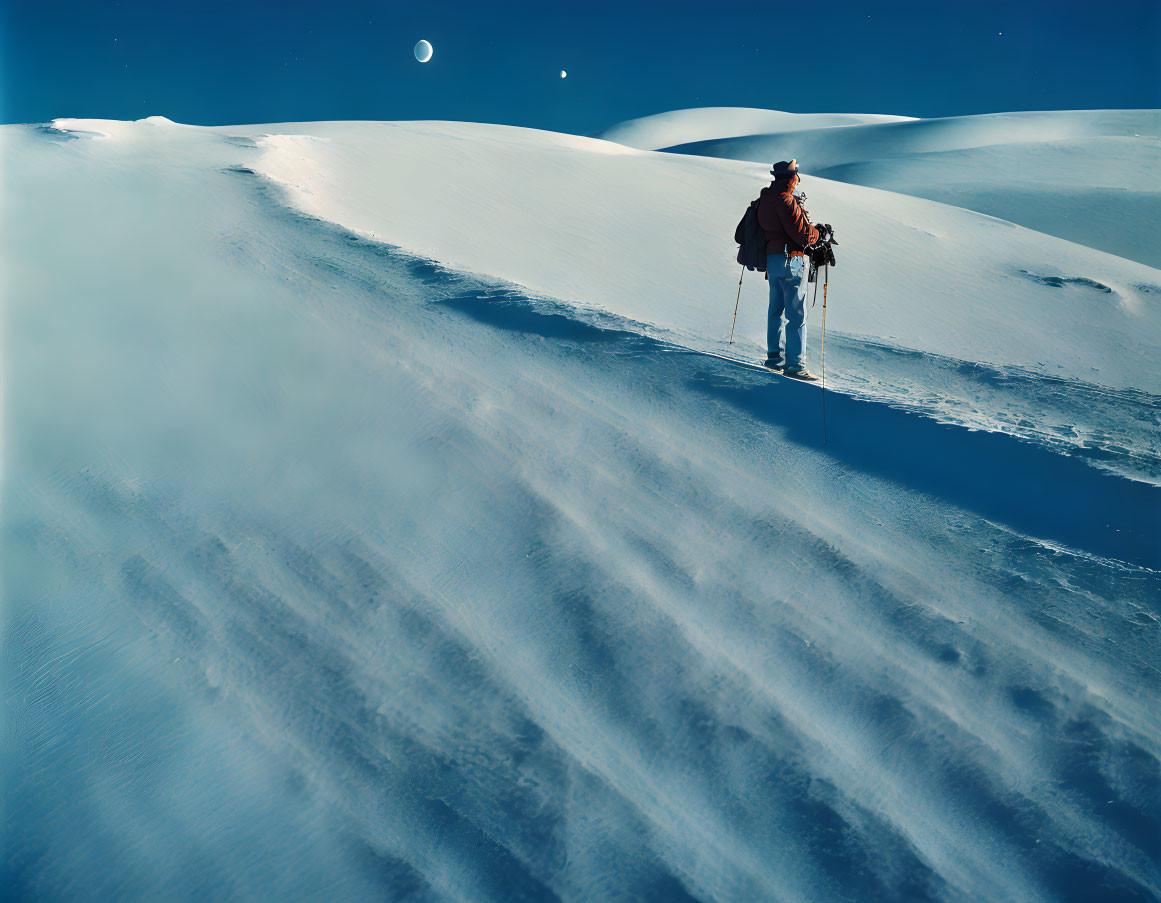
[766,253,809,369]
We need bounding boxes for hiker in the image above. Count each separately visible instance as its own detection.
[757,160,819,380]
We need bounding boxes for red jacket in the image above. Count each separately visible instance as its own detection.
[757,182,818,257]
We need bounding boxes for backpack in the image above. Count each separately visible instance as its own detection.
[734,198,767,273]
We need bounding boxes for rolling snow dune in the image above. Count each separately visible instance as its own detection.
[594,107,916,150]
[3,117,1160,902]
[618,109,1161,269]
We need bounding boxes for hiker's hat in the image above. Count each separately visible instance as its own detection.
[770,159,800,178]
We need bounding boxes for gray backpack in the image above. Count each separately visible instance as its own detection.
[734,199,766,273]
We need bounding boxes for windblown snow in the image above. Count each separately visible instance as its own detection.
[3,109,1159,903]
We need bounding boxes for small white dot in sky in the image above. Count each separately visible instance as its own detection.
[560,69,567,78]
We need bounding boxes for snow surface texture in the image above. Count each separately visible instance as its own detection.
[3,113,1160,902]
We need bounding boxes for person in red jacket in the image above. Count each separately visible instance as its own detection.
[757,159,820,380]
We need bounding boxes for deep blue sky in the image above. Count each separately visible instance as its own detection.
[2,0,1157,134]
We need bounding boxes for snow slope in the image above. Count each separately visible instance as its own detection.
[3,116,1160,902]
[239,119,1161,392]
[610,108,1161,269]
[231,116,1160,479]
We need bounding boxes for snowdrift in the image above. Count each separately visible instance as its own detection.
[3,114,1159,903]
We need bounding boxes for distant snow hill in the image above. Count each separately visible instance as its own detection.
[597,107,1161,269]
[594,107,917,150]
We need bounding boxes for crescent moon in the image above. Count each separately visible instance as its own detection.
[414,40,433,63]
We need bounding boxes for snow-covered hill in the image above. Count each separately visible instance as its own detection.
[3,114,1159,903]
[602,108,1161,269]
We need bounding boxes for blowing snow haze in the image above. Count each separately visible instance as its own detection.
[3,3,1161,902]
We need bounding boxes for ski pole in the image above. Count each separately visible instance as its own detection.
[821,264,828,445]
[729,264,744,344]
